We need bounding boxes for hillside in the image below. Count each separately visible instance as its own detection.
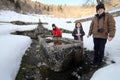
[0,0,47,14]
[47,0,120,18]
[0,0,120,18]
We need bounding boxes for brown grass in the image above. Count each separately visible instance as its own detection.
[45,0,120,19]
[47,6,96,19]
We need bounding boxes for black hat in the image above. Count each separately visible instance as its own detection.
[96,3,105,11]
[52,24,56,27]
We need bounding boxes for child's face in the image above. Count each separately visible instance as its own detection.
[97,8,104,15]
[76,23,81,28]
[52,26,55,29]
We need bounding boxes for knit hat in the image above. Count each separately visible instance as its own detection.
[52,24,56,27]
[96,3,105,11]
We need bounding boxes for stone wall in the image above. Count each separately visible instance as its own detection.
[38,36,83,71]
[16,23,84,80]
[16,23,99,80]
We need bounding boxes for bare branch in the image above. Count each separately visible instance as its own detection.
[96,0,104,4]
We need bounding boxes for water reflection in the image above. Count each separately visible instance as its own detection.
[48,41,63,46]
[46,37,69,46]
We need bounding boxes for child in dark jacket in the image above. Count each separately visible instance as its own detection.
[72,22,85,41]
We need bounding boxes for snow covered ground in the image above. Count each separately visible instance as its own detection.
[0,9,120,80]
[0,11,37,80]
[0,35,31,80]
[89,16,120,80]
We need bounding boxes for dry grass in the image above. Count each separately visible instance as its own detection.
[45,0,120,19]
[48,6,96,19]
[1,0,120,19]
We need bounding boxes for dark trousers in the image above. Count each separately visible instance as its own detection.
[93,38,107,65]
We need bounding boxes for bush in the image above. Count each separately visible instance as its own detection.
[15,0,21,10]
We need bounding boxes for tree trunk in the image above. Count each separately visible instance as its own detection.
[96,0,104,4]
[96,0,112,4]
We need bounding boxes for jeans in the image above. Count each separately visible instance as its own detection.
[93,38,107,65]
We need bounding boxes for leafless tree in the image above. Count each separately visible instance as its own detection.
[96,0,112,4]
[83,0,104,5]
[84,0,90,5]
[82,0,112,6]
[96,0,104,4]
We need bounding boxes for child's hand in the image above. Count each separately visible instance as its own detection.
[76,34,81,36]
[87,35,90,38]
[108,37,113,41]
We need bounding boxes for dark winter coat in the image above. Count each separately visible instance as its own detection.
[88,12,116,39]
[72,28,85,41]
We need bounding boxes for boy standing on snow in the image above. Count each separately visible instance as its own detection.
[87,3,116,66]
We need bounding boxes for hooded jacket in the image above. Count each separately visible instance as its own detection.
[88,12,116,39]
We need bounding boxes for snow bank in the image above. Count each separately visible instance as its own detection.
[0,35,32,80]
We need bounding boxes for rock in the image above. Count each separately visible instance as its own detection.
[38,36,83,71]
[16,23,105,80]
